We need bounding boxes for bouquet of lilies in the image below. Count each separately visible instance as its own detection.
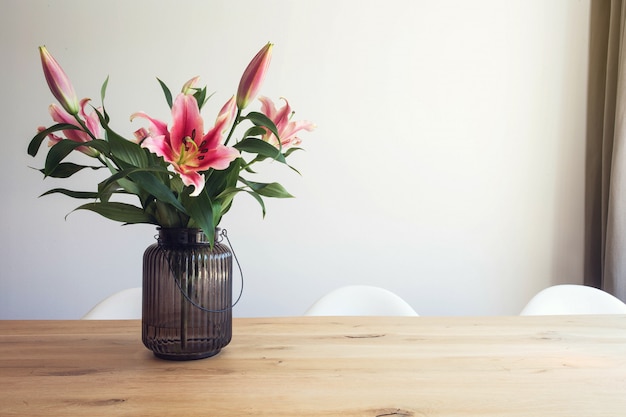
[28,43,314,245]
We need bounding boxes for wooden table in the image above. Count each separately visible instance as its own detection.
[1,316,625,416]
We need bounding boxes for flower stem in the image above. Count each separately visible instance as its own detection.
[223,108,242,147]
[73,114,97,141]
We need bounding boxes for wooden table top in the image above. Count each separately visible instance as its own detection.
[1,316,625,416]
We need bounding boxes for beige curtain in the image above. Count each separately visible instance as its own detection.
[584,0,626,300]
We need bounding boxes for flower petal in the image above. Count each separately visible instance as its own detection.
[257,96,315,150]
[259,95,278,118]
[48,104,91,144]
[169,93,204,153]
[178,170,205,197]
[48,103,75,125]
[201,96,237,150]
[141,135,173,161]
[130,111,169,138]
[215,96,237,134]
[78,99,101,139]
[279,119,317,141]
[195,145,240,171]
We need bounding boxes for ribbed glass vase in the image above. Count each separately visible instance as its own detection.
[142,228,232,360]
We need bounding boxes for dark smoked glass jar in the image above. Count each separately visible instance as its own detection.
[142,228,232,360]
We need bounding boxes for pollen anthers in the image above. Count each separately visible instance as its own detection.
[180,129,198,151]
[178,130,210,164]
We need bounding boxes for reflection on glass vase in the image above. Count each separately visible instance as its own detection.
[142,228,233,360]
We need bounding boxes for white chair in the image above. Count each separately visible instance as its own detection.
[81,287,143,320]
[304,285,418,316]
[520,284,626,315]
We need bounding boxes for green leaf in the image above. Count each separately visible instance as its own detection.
[98,166,185,213]
[44,140,79,175]
[157,78,173,109]
[97,176,125,203]
[203,158,241,199]
[284,147,303,158]
[243,148,301,176]
[100,76,110,103]
[98,77,112,124]
[40,188,100,199]
[130,171,187,213]
[242,126,268,138]
[27,123,81,157]
[193,86,207,109]
[151,199,187,228]
[239,178,294,198]
[44,139,110,176]
[243,111,280,140]
[234,138,286,163]
[40,162,103,179]
[101,159,144,197]
[108,129,149,168]
[182,190,216,245]
[73,202,157,224]
[214,186,240,209]
[93,108,149,168]
[168,174,185,195]
[242,189,267,217]
[116,177,143,198]
[214,187,267,218]
[211,200,223,228]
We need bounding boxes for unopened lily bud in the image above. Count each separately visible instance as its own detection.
[236,43,273,109]
[181,76,200,95]
[133,127,150,144]
[39,46,80,115]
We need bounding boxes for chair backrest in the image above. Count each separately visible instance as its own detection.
[303,285,418,316]
[81,287,143,320]
[520,284,626,315]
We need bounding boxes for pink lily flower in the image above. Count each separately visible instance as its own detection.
[39,46,80,115]
[258,96,315,150]
[236,43,273,109]
[38,98,101,157]
[131,94,240,196]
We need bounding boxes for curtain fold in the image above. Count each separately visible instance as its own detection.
[584,0,626,300]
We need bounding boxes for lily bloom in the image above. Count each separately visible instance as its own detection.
[131,94,240,196]
[236,43,273,109]
[38,98,101,157]
[258,96,315,150]
[39,46,80,115]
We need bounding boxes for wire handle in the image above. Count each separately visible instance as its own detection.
[163,228,244,313]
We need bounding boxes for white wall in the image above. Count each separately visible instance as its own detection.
[0,0,590,319]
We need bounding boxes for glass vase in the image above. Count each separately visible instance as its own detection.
[142,228,233,360]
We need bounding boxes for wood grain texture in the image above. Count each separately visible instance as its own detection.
[1,316,625,416]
